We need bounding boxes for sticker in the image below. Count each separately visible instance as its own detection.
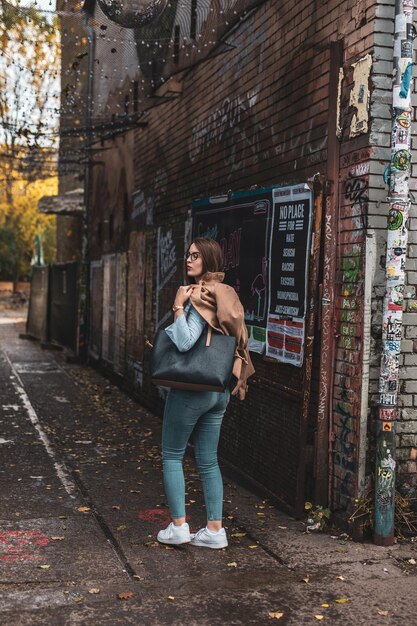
[391,174,409,197]
[392,149,411,171]
[406,23,416,41]
[401,39,413,58]
[402,0,413,17]
[385,314,402,341]
[393,84,410,108]
[382,422,393,432]
[379,393,397,406]
[387,286,404,310]
[394,124,410,146]
[397,110,411,128]
[388,208,404,230]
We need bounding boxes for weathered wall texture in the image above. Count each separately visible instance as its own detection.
[127,0,376,516]
[86,0,417,519]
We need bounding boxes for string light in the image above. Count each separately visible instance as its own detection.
[0,0,255,175]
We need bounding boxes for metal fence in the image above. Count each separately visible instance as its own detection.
[26,262,80,353]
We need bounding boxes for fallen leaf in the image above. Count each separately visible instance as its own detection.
[248,545,258,549]
[268,611,284,619]
[335,598,349,604]
[167,596,175,601]
[38,564,50,569]
[133,575,144,580]
[117,591,134,600]
[336,576,345,581]
[77,507,91,513]
[315,616,324,621]
[112,505,121,511]
[377,610,388,616]
[227,562,238,567]
[231,532,246,538]
[50,536,65,541]
[88,588,100,594]
[278,526,287,529]
[302,576,310,584]
[117,525,128,531]
[408,558,416,565]
[73,596,84,603]
[321,604,330,608]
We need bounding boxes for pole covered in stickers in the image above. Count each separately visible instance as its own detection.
[375,0,414,546]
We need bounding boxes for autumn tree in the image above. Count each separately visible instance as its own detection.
[0,175,57,280]
[0,1,60,286]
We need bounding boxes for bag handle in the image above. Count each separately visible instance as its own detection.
[206,325,212,347]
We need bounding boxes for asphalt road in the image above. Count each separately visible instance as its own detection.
[1,306,417,625]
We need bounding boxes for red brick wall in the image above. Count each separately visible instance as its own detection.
[90,0,378,517]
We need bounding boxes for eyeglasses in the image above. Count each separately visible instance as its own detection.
[185,251,201,262]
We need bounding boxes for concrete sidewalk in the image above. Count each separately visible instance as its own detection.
[1,309,417,625]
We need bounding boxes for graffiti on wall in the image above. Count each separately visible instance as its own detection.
[333,163,368,500]
[189,89,328,178]
[156,223,185,329]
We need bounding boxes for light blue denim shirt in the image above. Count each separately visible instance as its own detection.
[165,303,207,352]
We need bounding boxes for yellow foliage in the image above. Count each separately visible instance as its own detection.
[0,175,57,277]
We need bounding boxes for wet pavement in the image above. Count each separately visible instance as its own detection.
[1,306,417,625]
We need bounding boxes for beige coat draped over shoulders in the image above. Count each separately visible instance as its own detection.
[189,272,255,400]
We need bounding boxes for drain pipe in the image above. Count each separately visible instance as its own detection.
[374,0,414,546]
[76,3,96,359]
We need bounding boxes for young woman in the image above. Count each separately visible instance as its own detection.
[157,237,254,549]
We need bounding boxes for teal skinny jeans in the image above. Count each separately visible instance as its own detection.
[162,388,230,521]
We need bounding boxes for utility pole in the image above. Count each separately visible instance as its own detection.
[375,0,414,546]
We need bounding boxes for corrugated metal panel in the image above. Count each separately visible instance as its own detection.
[114,253,128,375]
[89,261,103,360]
[102,254,117,363]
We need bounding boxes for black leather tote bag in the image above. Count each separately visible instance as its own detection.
[150,326,236,392]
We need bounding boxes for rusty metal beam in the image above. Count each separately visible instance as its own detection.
[314,40,343,506]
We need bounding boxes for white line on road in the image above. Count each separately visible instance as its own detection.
[3,352,77,499]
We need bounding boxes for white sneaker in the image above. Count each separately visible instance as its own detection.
[157,522,191,545]
[190,527,228,549]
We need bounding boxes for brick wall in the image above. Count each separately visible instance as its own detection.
[84,0,404,519]
[124,0,378,516]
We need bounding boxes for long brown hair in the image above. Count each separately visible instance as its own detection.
[187,237,223,275]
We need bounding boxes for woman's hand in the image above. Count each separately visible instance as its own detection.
[173,285,194,308]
